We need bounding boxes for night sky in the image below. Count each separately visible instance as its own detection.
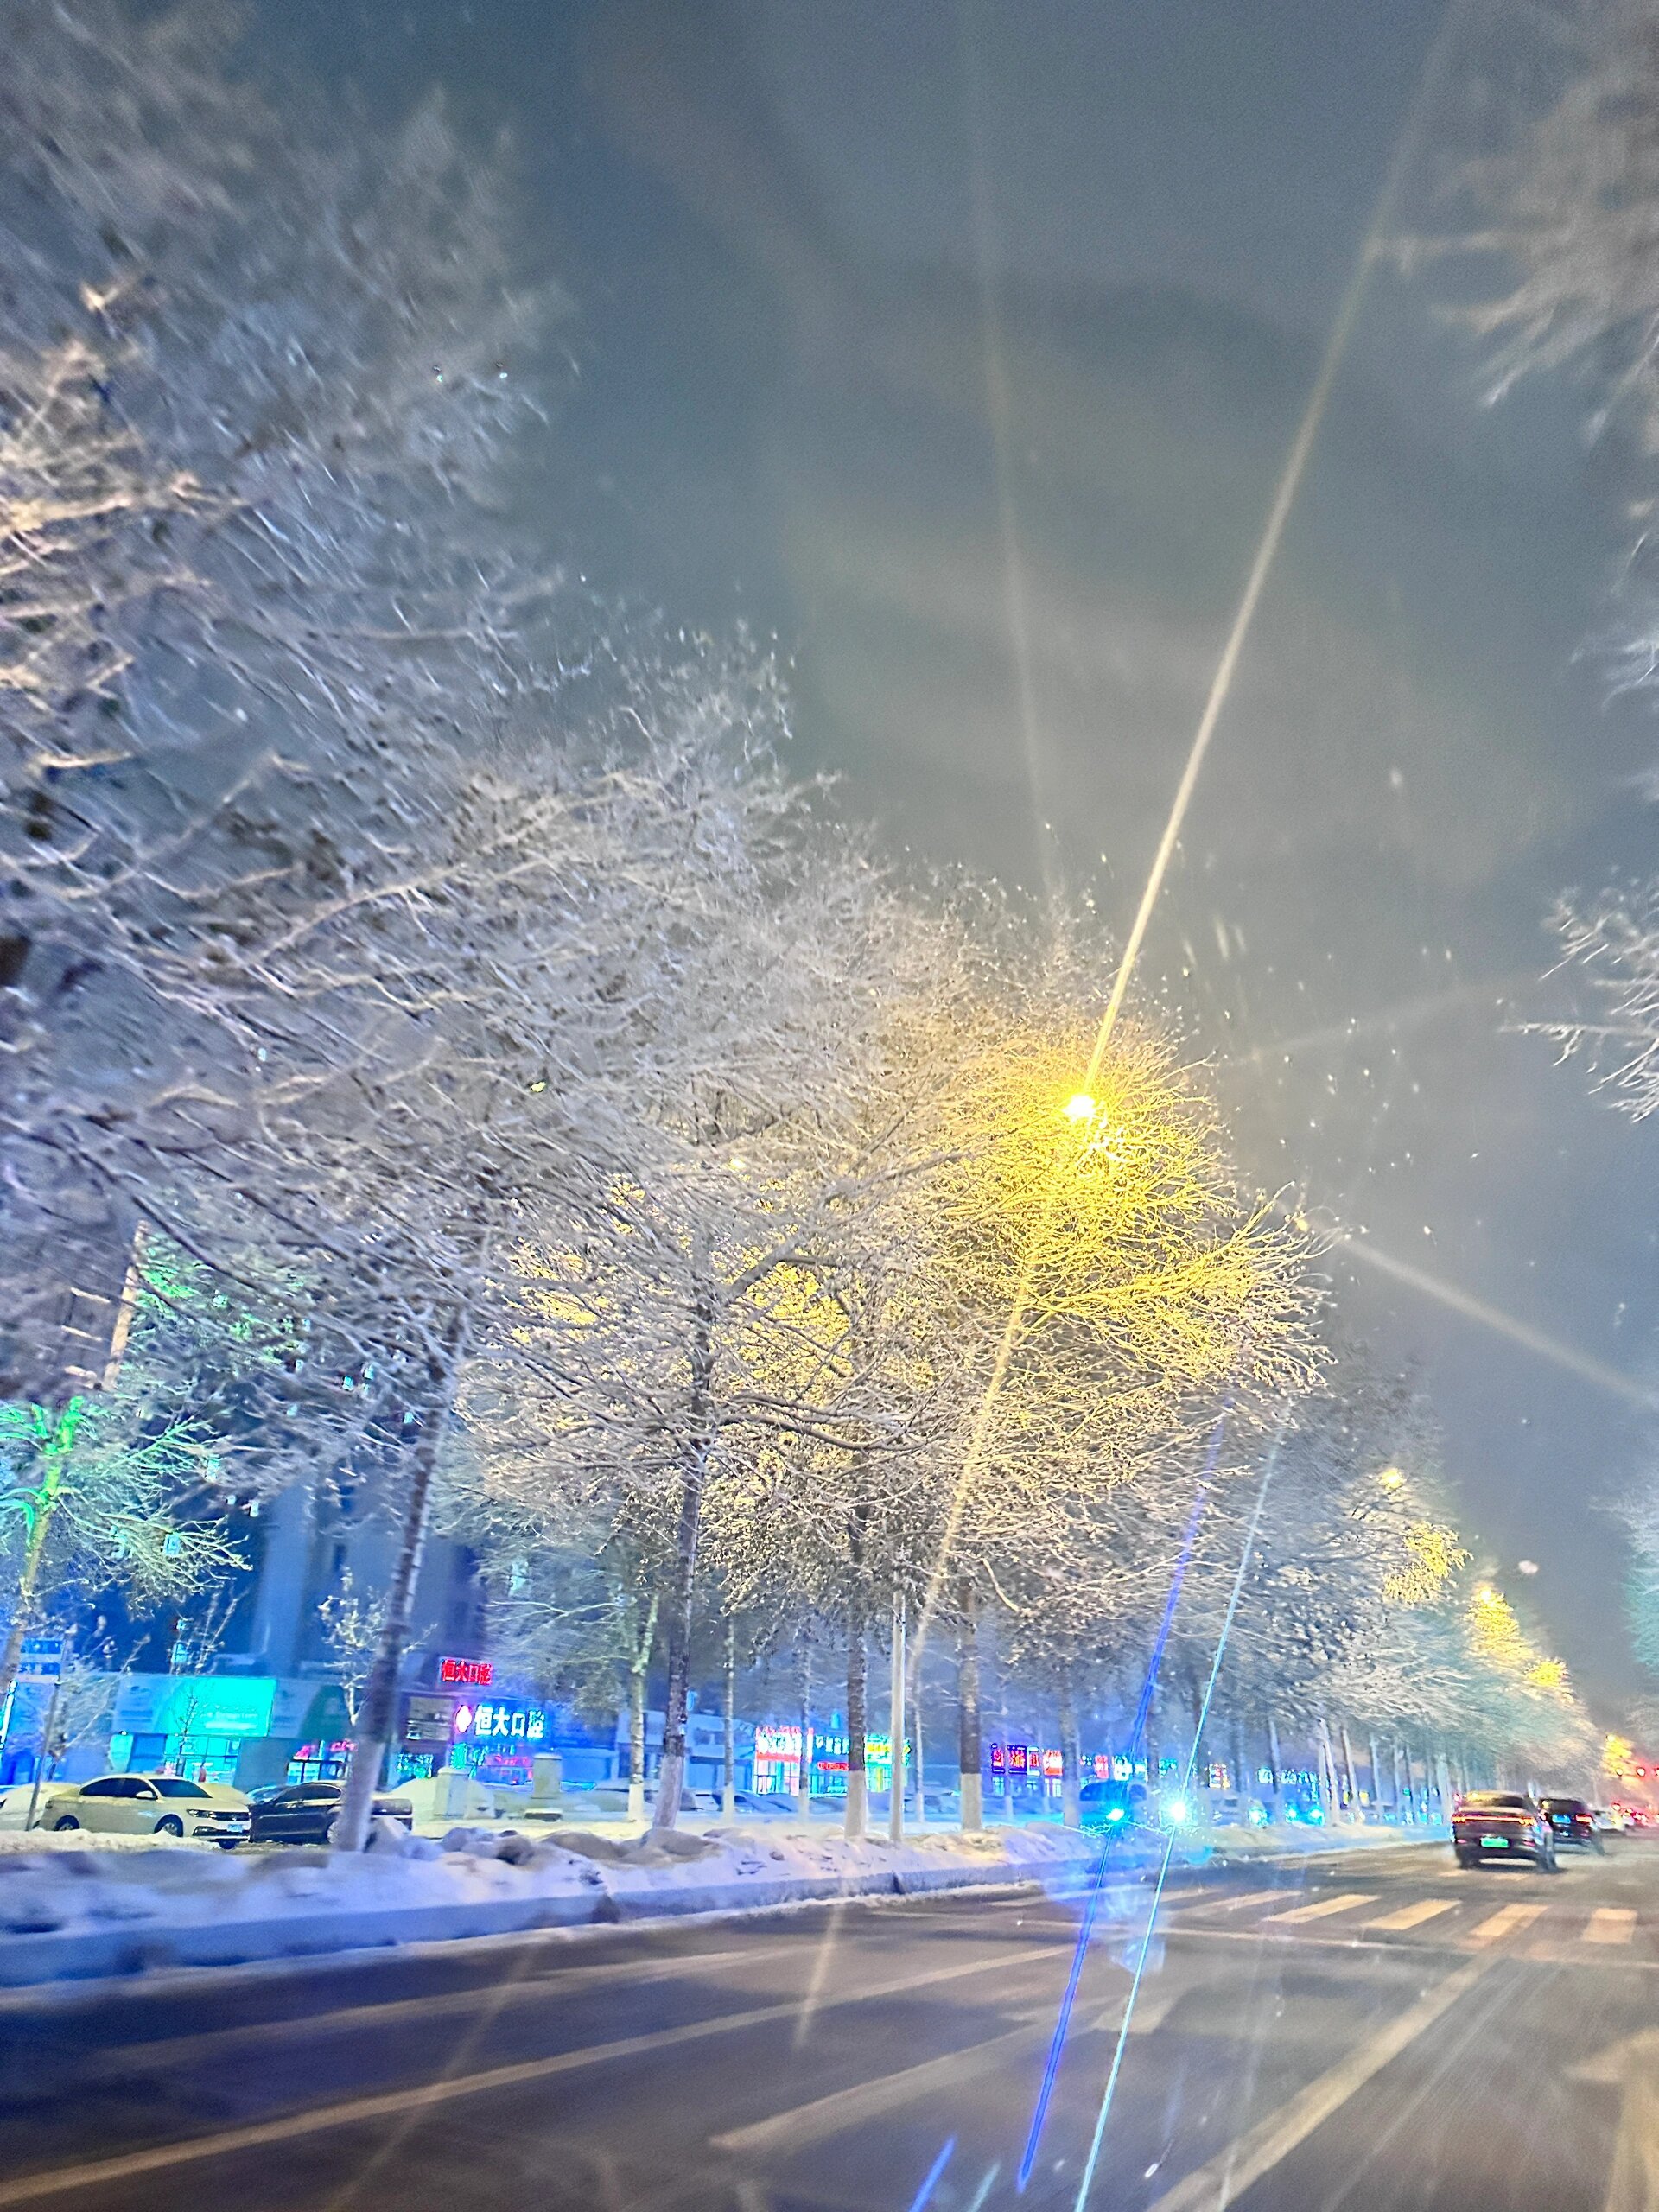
[254,0,1659,1712]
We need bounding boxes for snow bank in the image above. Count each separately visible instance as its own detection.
[0,1820,1104,1987]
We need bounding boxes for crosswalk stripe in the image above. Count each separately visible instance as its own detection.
[1180,1887,1293,1916]
[1365,1898,1459,1933]
[1469,1902,1545,1945]
[1583,1909,1637,1946]
[1266,1891,1376,1925]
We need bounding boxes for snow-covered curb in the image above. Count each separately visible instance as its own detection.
[0,1821,1109,1987]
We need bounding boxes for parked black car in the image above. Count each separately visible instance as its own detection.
[1539,1796,1603,1851]
[247,1781,414,1845]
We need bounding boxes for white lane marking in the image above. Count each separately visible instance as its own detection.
[710,1980,1188,2157]
[1144,1951,1498,2212]
[714,2020,1045,2155]
[1584,1909,1638,1947]
[1365,1897,1459,1933]
[0,1944,1065,2208]
[1469,1902,1545,1945]
[64,1940,807,2078]
[1265,1891,1377,1924]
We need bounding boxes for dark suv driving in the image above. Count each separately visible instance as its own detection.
[1452,1791,1557,1871]
[1538,1796,1602,1851]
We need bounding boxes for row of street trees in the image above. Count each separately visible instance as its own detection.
[0,1,1597,1839]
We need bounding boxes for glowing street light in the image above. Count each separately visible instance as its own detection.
[1065,1093,1097,1123]
[1377,1465,1404,1491]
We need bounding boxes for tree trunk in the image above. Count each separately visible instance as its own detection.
[652,1258,716,1834]
[1391,1739,1410,1824]
[1266,1714,1285,1821]
[1367,1733,1384,1819]
[334,1331,460,1853]
[1316,1714,1338,1824]
[843,1501,870,1840]
[887,1592,906,1844]
[957,1585,983,1833]
[1338,1722,1360,1816]
[844,1597,868,1840]
[909,1652,924,1822]
[627,1593,657,1825]
[722,1618,737,1819]
[1058,1666,1082,1830]
[0,1404,79,1718]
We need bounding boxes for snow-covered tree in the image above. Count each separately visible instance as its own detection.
[0,1282,246,1707]
[464,748,925,1832]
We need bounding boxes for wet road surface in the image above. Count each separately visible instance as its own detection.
[1,1834,1656,2210]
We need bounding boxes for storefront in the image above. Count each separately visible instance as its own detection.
[753,1724,908,1800]
[107,1675,351,1788]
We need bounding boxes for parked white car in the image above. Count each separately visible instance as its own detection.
[0,1782,51,1830]
[40,1774,251,1847]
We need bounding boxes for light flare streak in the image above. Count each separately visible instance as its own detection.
[1071,1407,1292,2212]
[1016,1402,1231,2192]
[1330,1228,1657,1410]
[905,2135,957,2212]
[917,0,1471,1658]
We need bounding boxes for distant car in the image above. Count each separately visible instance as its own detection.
[1539,1796,1602,1851]
[1452,1790,1556,1871]
[247,1781,412,1846]
[41,1774,251,1847]
[1210,1792,1269,1828]
[1078,1778,1147,1834]
[1280,1793,1325,1827]
[571,1783,721,1819]
[724,1789,796,1818]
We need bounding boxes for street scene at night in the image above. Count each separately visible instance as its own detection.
[8,0,1659,2206]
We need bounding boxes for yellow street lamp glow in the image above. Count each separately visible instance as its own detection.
[1475,1585,1497,1605]
[1377,1465,1403,1490]
[1064,1093,1097,1122]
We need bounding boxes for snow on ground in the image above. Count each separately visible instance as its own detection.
[0,1818,1110,1960]
[0,1811,1428,1974]
[0,1830,215,1855]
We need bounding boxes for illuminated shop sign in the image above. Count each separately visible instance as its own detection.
[753,1726,907,1764]
[451,1699,547,1743]
[756,1724,805,1759]
[438,1656,493,1688]
[989,1741,1083,1779]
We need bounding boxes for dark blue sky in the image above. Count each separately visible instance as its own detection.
[259,0,1659,1710]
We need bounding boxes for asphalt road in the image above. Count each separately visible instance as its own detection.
[1,1833,1656,2211]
